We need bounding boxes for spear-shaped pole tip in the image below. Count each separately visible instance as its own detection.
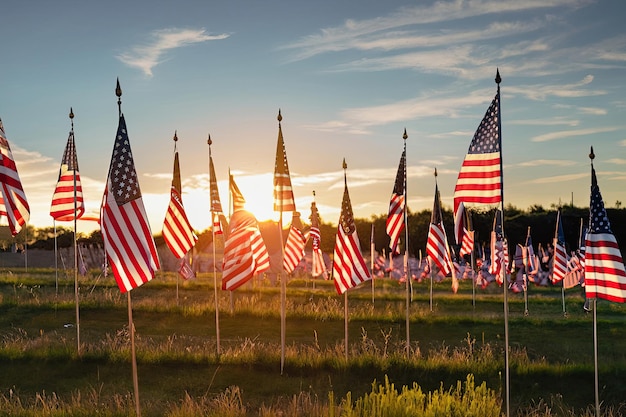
[115,78,122,98]
[277,109,282,123]
[342,158,347,170]
[434,167,438,177]
[589,146,595,161]
[312,190,316,198]
[173,131,178,142]
[69,107,74,120]
[403,128,408,140]
[207,134,212,146]
[495,68,502,85]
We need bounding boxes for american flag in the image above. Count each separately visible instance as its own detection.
[50,129,84,222]
[551,210,568,283]
[333,161,371,294]
[222,209,270,291]
[273,113,295,213]
[584,163,626,302]
[453,90,502,214]
[309,199,326,278]
[454,202,474,257]
[229,172,246,212]
[426,183,452,276]
[386,148,406,254]
[209,149,224,234]
[163,148,198,259]
[101,114,160,293]
[489,210,508,285]
[523,230,538,275]
[283,212,307,274]
[0,119,30,236]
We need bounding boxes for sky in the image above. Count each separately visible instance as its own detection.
[0,0,625,235]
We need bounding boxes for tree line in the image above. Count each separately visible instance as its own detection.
[3,203,625,260]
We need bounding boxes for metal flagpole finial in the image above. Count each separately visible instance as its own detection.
[403,128,408,141]
[342,158,347,171]
[207,134,212,146]
[589,146,595,161]
[312,190,316,198]
[495,68,502,85]
[173,131,178,142]
[115,78,122,115]
[277,109,282,124]
[434,167,438,178]
[69,107,74,130]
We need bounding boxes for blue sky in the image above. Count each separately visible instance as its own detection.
[0,0,625,234]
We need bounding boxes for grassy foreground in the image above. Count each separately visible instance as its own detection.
[1,268,626,416]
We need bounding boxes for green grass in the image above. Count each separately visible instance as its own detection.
[1,269,626,416]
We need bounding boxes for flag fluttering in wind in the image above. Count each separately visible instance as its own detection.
[333,159,371,294]
[229,171,246,212]
[0,119,30,236]
[489,210,508,285]
[551,210,568,284]
[50,112,84,222]
[426,180,452,276]
[386,147,406,254]
[163,132,198,259]
[283,212,307,274]
[101,91,160,293]
[309,197,326,278]
[584,151,626,303]
[222,208,270,291]
[453,89,502,215]
[273,110,295,213]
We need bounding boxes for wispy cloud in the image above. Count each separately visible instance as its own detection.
[281,0,589,60]
[532,126,619,142]
[516,159,576,167]
[606,158,626,165]
[117,28,229,76]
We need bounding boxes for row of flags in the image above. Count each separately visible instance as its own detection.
[0,75,624,305]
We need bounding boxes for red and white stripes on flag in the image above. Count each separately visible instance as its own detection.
[273,112,295,213]
[0,119,30,236]
[229,172,246,212]
[101,114,160,293]
[50,129,84,222]
[333,163,371,294]
[163,149,197,259]
[453,90,502,214]
[489,210,508,285]
[386,148,405,254]
[584,162,626,303]
[551,210,568,284]
[222,209,270,291]
[309,199,326,278]
[283,212,307,274]
[454,202,474,257]
[426,183,452,276]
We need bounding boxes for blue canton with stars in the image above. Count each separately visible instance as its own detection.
[588,165,612,234]
[110,115,141,205]
[468,93,500,155]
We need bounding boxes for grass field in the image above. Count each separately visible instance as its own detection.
[1,268,626,416]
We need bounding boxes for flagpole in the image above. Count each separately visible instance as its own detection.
[593,298,599,417]
[554,210,567,316]
[344,291,349,360]
[208,136,221,356]
[128,291,141,417]
[68,109,81,356]
[276,110,287,375]
[402,129,410,357]
[114,79,142,417]
[54,221,59,296]
[495,69,510,417]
